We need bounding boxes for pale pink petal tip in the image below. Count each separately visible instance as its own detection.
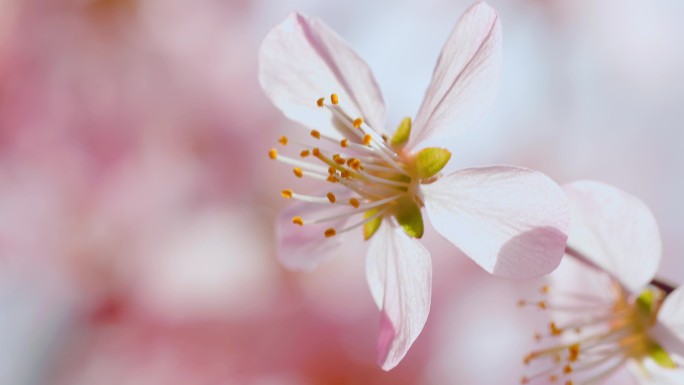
[422,166,570,279]
[366,223,432,370]
[407,1,502,153]
[562,180,661,292]
[258,12,386,138]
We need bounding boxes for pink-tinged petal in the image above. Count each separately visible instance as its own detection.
[275,196,350,271]
[259,13,386,137]
[562,181,661,292]
[365,220,432,371]
[421,166,569,278]
[654,285,684,358]
[407,1,502,153]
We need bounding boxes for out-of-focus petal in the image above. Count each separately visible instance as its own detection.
[563,180,662,292]
[407,1,502,153]
[655,285,684,358]
[421,166,569,278]
[259,13,386,138]
[275,195,350,271]
[365,220,431,371]
[628,359,684,385]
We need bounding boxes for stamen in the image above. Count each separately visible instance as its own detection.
[327,192,336,203]
[358,169,411,188]
[519,282,664,385]
[333,154,346,165]
[320,101,409,175]
[340,138,348,148]
[270,152,329,174]
[278,136,288,146]
[292,217,304,226]
[362,134,373,146]
[311,130,321,139]
[356,194,402,210]
[353,118,363,128]
[324,228,336,237]
[331,93,339,105]
[281,189,293,199]
[349,198,360,208]
[268,148,278,159]
[300,150,310,158]
[333,207,388,235]
[287,192,335,204]
[317,97,324,107]
[293,167,303,178]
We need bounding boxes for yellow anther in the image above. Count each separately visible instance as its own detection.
[349,198,360,208]
[540,285,550,294]
[381,134,389,142]
[312,147,321,157]
[328,167,336,175]
[326,175,338,183]
[340,170,351,179]
[363,134,372,146]
[331,93,339,105]
[281,189,293,199]
[333,154,345,165]
[316,97,324,107]
[340,138,348,148]
[311,130,321,139]
[293,167,303,178]
[563,365,573,374]
[278,136,288,146]
[517,300,527,307]
[324,228,336,238]
[549,375,558,382]
[523,353,534,365]
[550,322,563,336]
[300,150,310,158]
[568,344,580,362]
[353,118,363,128]
[349,159,362,170]
[565,381,574,385]
[327,192,336,203]
[292,216,304,226]
[537,301,547,310]
[268,148,278,159]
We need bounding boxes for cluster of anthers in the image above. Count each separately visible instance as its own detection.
[518,283,673,385]
[268,93,448,240]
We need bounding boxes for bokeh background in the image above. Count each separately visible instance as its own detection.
[1,0,682,384]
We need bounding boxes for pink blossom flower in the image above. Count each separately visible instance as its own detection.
[521,181,684,384]
[260,1,570,370]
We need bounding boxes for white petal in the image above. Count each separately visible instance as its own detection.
[275,198,350,271]
[366,220,432,371]
[629,359,684,385]
[654,285,684,358]
[563,180,662,292]
[407,1,502,153]
[259,13,386,137]
[422,166,569,278]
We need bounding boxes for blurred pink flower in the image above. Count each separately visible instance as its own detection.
[521,181,684,384]
[259,1,570,370]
